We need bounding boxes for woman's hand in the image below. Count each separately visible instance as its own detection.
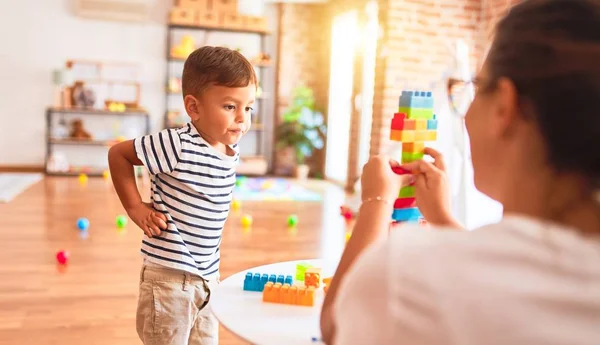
[361,155,414,204]
[401,147,458,227]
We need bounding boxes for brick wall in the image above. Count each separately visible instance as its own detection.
[274,0,522,186]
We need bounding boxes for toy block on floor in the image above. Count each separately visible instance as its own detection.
[262,282,316,306]
[243,272,293,292]
[305,268,322,288]
[296,262,312,281]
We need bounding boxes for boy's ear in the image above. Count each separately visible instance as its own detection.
[184,94,201,121]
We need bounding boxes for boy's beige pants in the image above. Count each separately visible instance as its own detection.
[136,265,219,345]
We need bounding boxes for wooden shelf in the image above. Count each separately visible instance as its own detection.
[47,107,149,116]
[168,23,270,35]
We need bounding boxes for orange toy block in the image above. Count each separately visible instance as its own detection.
[390,130,415,142]
[262,282,315,306]
[305,268,321,288]
[402,142,425,153]
[416,119,428,130]
[322,277,332,285]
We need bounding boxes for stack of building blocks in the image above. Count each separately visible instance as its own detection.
[262,282,316,306]
[295,262,313,281]
[389,91,437,222]
[243,272,293,292]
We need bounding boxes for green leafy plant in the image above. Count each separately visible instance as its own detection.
[276,86,327,165]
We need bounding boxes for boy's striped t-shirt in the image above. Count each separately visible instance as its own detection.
[133,123,238,279]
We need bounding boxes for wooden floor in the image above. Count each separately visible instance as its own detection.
[0,176,349,345]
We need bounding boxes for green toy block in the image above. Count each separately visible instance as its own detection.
[401,152,424,163]
[296,262,312,281]
[398,107,435,120]
[399,186,416,198]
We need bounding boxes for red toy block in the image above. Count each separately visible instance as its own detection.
[392,166,411,175]
[390,112,406,130]
[394,197,416,208]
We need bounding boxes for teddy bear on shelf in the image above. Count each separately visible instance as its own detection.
[69,119,92,140]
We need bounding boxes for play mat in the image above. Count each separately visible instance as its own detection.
[233,177,322,201]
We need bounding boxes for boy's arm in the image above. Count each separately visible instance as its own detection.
[108,140,167,237]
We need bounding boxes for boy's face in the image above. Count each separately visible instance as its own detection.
[185,83,256,147]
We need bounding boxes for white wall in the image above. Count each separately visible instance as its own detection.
[0,0,170,166]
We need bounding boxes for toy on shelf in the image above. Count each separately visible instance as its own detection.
[107,101,126,112]
[305,268,321,288]
[69,119,92,140]
[262,282,315,306]
[168,77,182,93]
[243,272,293,292]
[389,91,437,223]
[295,262,312,281]
[171,35,195,59]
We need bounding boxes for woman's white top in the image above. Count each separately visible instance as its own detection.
[333,215,600,345]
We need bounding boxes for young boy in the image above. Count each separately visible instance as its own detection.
[108,46,256,345]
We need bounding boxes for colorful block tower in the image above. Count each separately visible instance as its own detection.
[389,91,437,222]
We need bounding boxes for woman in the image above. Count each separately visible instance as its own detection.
[320,0,600,344]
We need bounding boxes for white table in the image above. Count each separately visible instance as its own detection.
[211,259,338,345]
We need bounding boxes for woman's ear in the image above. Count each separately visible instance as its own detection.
[493,77,520,138]
[184,94,201,121]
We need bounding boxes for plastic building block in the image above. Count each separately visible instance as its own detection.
[416,119,428,130]
[390,130,415,142]
[305,268,321,288]
[402,152,425,163]
[394,197,416,208]
[244,272,292,292]
[323,277,332,285]
[403,142,425,153]
[399,186,416,198]
[398,91,434,109]
[392,166,412,175]
[390,113,407,130]
[398,107,435,120]
[296,262,312,281]
[427,119,438,130]
[392,207,422,221]
[262,282,315,306]
[425,130,437,141]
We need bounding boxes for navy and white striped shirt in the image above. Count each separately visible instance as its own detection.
[133,123,239,279]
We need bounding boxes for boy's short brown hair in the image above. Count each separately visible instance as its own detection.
[182,46,258,96]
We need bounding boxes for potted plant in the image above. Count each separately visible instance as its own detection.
[275,86,326,179]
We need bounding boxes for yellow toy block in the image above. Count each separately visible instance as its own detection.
[425,130,437,141]
[402,142,425,153]
[415,119,428,130]
[262,282,315,306]
[390,130,415,142]
[305,268,321,288]
[415,130,427,141]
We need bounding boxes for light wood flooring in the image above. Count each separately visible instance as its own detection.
[0,176,349,345]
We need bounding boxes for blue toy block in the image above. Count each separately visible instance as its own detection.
[399,91,434,109]
[392,207,422,221]
[244,272,294,292]
[427,119,438,130]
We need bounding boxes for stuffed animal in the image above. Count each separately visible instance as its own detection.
[69,119,92,140]
[71,81,96,108]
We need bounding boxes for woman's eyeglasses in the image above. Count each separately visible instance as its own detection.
[447,77,478,118]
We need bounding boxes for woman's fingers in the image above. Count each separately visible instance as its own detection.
[424,147,447,172]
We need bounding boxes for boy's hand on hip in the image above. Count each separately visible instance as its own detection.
[127,202,167,237]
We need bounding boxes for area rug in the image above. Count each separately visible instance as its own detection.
[0,173,43,203]
[233,177,322,201]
